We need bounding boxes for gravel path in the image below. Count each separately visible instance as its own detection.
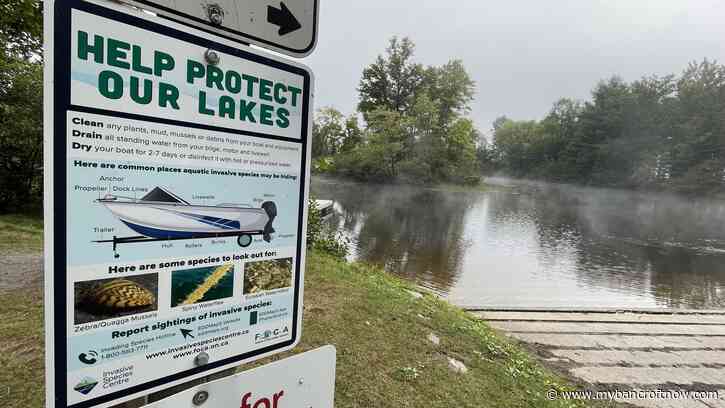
[0,252,43,291]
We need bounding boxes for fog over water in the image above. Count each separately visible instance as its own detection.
[312,176,725,309]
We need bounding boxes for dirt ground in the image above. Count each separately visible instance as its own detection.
[0,252,43,291]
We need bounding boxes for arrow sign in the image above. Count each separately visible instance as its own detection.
[180,328,195,340]
[267,2,302,36]
[117,0,318,57]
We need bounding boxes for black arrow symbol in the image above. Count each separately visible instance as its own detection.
[180,328,195,340]
[267,2,302,36]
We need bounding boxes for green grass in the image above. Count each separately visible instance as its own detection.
[0,213,43,253]
[0,289,45,408]
[0,215,614,408]
[0,214,45,408]
[253,253,609,408]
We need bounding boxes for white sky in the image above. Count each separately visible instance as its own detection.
[301,0,725,133]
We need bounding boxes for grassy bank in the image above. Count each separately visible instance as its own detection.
[263,253,601,407]
[0,216,604,408]
[0,213,43,253]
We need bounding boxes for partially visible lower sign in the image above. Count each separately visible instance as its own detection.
[147,346,336,408]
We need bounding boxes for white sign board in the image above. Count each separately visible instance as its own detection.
[43,1,313,407]
[147,346,336,408]
[120,0,319,57]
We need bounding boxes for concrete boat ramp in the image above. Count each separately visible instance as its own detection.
[469,308,725,407]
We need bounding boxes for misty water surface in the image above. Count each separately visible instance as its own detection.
[311,176,725,309]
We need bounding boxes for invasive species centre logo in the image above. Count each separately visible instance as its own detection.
[73,377,99,395]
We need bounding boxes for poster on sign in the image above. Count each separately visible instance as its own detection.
[43,1,312,407]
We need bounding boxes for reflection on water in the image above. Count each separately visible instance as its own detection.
[311,176,725,309]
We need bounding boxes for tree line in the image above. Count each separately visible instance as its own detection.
[311,37,481,185]
[2,1,724,214]
[0,0,42,212]
[483,60,725,195]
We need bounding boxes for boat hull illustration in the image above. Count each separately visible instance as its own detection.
[101,202,270,238]
[94,187,277,257]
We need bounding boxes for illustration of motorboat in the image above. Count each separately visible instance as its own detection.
[94,187,276,257]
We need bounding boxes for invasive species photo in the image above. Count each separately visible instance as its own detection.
[74,274,158,324]
[243,258,293,294]
[170,264,234,307]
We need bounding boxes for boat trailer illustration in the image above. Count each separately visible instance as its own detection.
[94,187,277,258]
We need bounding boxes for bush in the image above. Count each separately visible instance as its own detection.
[312,157,336,174]
[0,60,43,213]
[306,197,349,259]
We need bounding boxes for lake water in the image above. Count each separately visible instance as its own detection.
[311,176,725,309]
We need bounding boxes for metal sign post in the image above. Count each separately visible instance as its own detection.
[118,0,319,57]
[43,1,313,406]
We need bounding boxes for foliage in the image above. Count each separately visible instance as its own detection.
[476,138,497,174]
[0,0,43,212]
[341,115,363,153]
[312,156,336,173]
[357,37,425,118]
[490,59,725,194]
[357,37,474,128]
[333,141,397,181]
[0,59,42,212]
[0,0,42,62]
[311,107,363,158]
[393,366,421,382]
[355,108,408,178]
[321,37,480,185]
[422,60,476,129]
[312,107,345,157]
[306,197,348,259]
[444,118,481,184]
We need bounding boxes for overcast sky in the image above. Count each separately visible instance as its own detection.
[301,0,725,134]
